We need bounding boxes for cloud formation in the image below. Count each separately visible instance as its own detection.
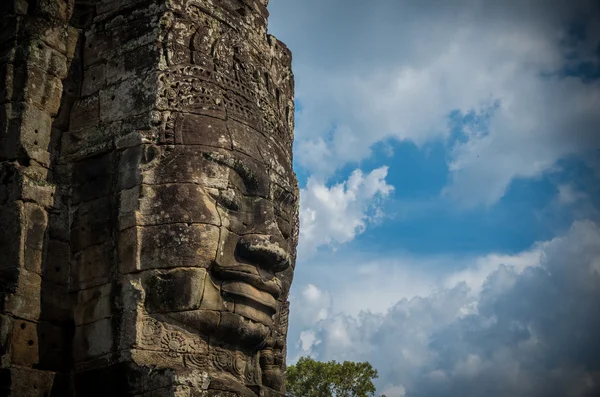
[268,2,600,395]
[270,0,600,206]
[298,167,394,256]
[290,220,600,397]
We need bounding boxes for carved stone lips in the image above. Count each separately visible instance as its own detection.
[221,281,278,312]
[214,263,282,326]
[213,262,282,298]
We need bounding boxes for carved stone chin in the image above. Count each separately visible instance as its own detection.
[0,0,296,396]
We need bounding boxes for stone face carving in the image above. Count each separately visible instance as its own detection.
[0,0,296,395]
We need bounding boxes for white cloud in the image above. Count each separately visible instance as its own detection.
[288,219,600,396]
[300,284,330,322]
[557,184,588,205]
[270,0,600,205]
[381,385,407,397]
[444,249,544,295]
[452,354,485,378]
[292,284,332,328]
[302,283,325,302]
[299,330,319,353]
[298,167,394,256]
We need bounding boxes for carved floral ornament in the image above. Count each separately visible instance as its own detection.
[139,316,265,384]
[158,4,293,134]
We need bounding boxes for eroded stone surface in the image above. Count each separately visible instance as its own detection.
[0,0,296,395]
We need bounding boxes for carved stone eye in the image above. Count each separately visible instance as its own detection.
[276,217,291,240]
[273,186,295,209]
[214,189,240,211]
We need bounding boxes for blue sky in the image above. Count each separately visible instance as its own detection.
[267,1,600,396]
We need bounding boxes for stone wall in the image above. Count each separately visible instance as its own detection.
[0,1,297,396]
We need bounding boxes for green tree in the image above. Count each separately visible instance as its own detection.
[286,357,384,397]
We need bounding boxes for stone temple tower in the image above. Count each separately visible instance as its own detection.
[0,0,298,396]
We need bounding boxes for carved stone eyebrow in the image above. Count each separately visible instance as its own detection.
[201,151,263,192]
[272,183,296,206]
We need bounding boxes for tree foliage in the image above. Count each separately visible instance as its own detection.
[286,357,385,397]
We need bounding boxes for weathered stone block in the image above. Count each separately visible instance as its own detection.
[0,165,53,207]
[140,147,229,189]
[39,283,71,323]
[34,0,74,22]
[99,75,155,124]
[8,103,54,165]
[120,277,144,313]
[71,241,114,290]
[0,62,18,103]
[117,226,140,274]
[0,108,21,160]
[0,366,57,397]
[0,268,20,310]
[0,0,29,15]
[82,31,110,68]
[37,321,70,371]
[249,385,288,397]
[47,203,70,242]
[70,196,113,252]
[72,359,178,397]
[118,223,219,273]
[74,283,112,326]
[60,121,121,159]
[28,19,70,54]
[2,267,42,320]
[116,309,139,351]
[69,94,100,131]
[118,185,141,230]
[83,13,160,68]
[65,25,80,62]
[117,145,143,190]
[25,39,69,79]
[176,114,232,148]
[0,24,17,55]
[72,152,115,204]
[95,0,161,18]
[23,202,48,274]
[0,201,25,270]
[81,62,106,97]
[115,131,144,150]
[119,145,146,189]
[20,177,55,208]
[263,138,293,184]
[10,318,38,366]
[44,239,70,285]
[199,275,226,312]
[138,183,220,226]
[21,65,64,115]
[164,309,221,339]
[72,151,114,186]
[73,318,113,362]
[0,313,11,356]
[230,120,265,161]
[105,44,160,86]
[142,268,207,313]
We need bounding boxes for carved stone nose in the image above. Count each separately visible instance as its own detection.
[236,234,290,273]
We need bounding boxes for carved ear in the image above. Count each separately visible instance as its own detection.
[260,347,285,392]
